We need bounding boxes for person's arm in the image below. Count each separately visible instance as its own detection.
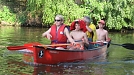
[86,25,93,32]
[64,28,75,45]
[69,32,73,39]
[83,33,89,44]
[105,31,109,42]
[42,28,52,40]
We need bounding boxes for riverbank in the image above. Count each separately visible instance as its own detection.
[0,21,134,33]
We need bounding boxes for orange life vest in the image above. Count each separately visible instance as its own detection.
[50,24,67,48]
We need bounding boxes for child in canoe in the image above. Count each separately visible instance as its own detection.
[96,20,109,42]
[68,19,89,50]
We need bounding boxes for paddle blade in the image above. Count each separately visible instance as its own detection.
[122,43,134,50]
[7,46,27,50]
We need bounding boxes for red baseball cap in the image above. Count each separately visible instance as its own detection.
[98,20,105,25]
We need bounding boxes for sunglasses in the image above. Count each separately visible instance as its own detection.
[55,19,61,22]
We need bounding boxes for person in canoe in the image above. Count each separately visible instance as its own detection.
[96,20,109,42]
[42,14,76,49]
[83,16,97,42]
[69,20,89,50]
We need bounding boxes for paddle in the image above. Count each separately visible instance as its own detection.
[111,43,134,50]
[7,44,71,50]
[7,46,32,50]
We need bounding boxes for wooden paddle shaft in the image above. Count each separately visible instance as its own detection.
[39,44,71,47]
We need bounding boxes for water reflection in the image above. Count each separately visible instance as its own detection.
[6,59,134,75]
[32,64,105,75]
[7,60,106,75]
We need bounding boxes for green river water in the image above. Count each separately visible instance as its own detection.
[0,26,134,75]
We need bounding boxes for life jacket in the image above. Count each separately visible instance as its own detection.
[50,24,67,48]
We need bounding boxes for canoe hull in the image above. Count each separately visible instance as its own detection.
[23,43,108,65]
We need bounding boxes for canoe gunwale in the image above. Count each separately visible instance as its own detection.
[34,44,107,52]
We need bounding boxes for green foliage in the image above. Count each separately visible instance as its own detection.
[26,0,89,25]
[0,6,16,23]
[83,0,134,30]
[16,11,27,24]
[0,0,133,30]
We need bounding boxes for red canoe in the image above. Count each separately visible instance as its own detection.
[18,41,110,65]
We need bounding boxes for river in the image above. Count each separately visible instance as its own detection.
[0,26,134,75]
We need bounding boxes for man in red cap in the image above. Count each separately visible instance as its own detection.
[96,20,109,42]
